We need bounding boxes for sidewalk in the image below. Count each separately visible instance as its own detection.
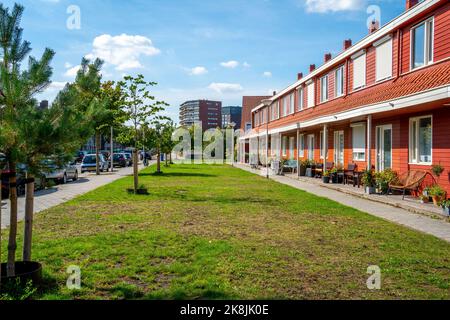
[236,164,450,243]
[1,162,153,229]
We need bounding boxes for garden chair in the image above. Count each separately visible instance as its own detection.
[283,160,298,174]
[344,164,358,186]
[315,162,333,178]
[388,170,429,200]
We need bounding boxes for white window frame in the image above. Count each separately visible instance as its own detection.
[307,81,315,108]
[320,75,328,103]
[351,123,366,161]
[289,137,295,159]
[282,96,288,117]
[335,66,344,98]
[410,17,434,71]
[307,134,315,161]
[352,50,366,90]
[299,134,305,157]
[409,115,433,165]
[375,35,393,82]
[298,87,304,111]
[319,131,324,159]
[282,136,288,157]
[288,93,295,115]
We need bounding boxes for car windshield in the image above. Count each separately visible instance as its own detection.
[113,154,124,160]
[125,154,131,159]
[83,156,97,164]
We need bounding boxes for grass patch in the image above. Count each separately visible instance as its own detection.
[1,164,449,300]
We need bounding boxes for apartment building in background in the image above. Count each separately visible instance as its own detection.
[239,0,450,195]
[179,100,222,131]
[222,106,242,129]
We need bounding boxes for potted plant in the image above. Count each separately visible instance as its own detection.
[299,160,309,177]
[375,169,399,195]
[431,163,445,177]
[441,199,450,216]
[419,194,430,204]
[362,170,376,194]
[336,165,344,184]
[305,160,315,178]
[330,167,338,183]
[429,185,446,206]
[322,171,330,184]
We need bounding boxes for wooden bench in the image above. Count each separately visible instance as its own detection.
[388,170,429,200]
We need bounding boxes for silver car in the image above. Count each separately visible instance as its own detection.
[42,160,79,184]
[81,154,109,173]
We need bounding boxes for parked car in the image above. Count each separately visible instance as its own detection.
[81,154,109,173]
[1,163,46,200]
[42,159,79,184]
[112,153,127,168]
[124,153,133,167]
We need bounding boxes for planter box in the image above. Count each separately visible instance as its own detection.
[299,166,307,177]
[365,187,377,195]
[1,261,42,286]
[305,168,314,178]
[322,176,330,184]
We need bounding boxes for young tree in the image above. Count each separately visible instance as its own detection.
[0,3,55,276]
[120,75,168,192]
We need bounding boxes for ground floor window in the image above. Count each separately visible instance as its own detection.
[299,134,305,157]
[289,137,295,159]
[282,136,287,157]
[409,116,432,164]
[334,131,344,166]
[351,124,366,161]
[307,134,315,161]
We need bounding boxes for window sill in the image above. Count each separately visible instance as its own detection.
[408,162,432,166]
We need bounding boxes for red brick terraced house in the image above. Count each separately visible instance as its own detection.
[238,0,450,196]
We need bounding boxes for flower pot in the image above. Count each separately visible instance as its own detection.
[331,174,338,184]
[299,166,307,177]
[442,207,450,216]
[322,176,330,184]
[432,196,443,206]
[305,168,314,178]
[1,261,42,287]
[365,187,376,195]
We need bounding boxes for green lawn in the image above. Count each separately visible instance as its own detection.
[1,164,450,300]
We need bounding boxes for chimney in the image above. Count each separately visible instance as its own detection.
[324,53,332,63]
[309,64,316,73]
[369,20,380,34]
[406,0,419,10]
[297,72,303,80]
[273,91,277,96]
[343,39,352,50]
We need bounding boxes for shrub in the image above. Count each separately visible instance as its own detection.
[361,170,376,188]
[375,169,399,193]
[429,185,446,197]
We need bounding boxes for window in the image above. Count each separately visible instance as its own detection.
[375,37,393,81]
[289,137,295,159]
[352,124,366,161]
[245,122,252,132]
[282,97,288,117]
[282,136,287,157]
[307,135,315,161]
[298,87,304,111]
[320,75,328,103]
[411,18,434,70]
[289,94,295,114]
[352,51,366,90]
[299,134,305,157]
[409,116,432,164]
[335,66,344,97]
[319,131,324,159]
[307,81,315,108]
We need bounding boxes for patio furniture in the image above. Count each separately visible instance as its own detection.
[344,164,358,186]
[315,162,334,178]
[283,160,298,174]
[388,170,429,200]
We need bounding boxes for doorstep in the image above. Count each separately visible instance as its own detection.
[293,175,448,221]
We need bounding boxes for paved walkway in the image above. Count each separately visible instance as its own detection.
[1,162,153,229]
[236,164,450,243]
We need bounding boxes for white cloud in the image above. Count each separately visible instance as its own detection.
[304,0,364,13]
[86,33,161,71]
[208,82,243,94]
[64,62,72,69]
[64,65,80,77]
[189,66,208,76]
[220,60,239,69]
[243,62,251,68]
[48,81,67,91]
[263,71,272,78]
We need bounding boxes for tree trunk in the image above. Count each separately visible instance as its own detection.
[170,152,173,165]
[0,172,2,289]
[165,154,168,167]
[110,126,114,173]
[95,131,101,176]
[157,149,161,173]
[133,150,139,193]
[23,174,35,262]
[7,161,18,277]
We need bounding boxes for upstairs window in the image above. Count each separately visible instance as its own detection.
[282,96,288,117]
[411,18,434,70]
[320,75,328,103]
[335,66,344,97]
[288,93,295,115]
[307,81,315,108]
[298,87,304,111]
[352,51,366,90]
[375,36,393,81]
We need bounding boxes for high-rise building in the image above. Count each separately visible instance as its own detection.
[221,106,242,129]
[179,100,222,131]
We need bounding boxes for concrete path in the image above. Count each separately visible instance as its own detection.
[1,162,153,229]
[236,164,450,243]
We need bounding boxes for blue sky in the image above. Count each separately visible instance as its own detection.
[3,0,404,122]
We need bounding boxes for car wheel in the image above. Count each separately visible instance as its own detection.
[73,171,78,181]
[62,173,68,184]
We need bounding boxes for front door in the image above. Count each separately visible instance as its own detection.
[334,131,344,166]
[307,135,315,161]
[376,125,392,172]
